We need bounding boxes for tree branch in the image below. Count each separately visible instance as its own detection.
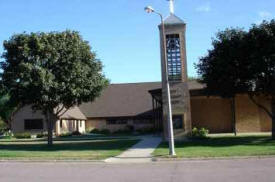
[55,105,65,116]
[248,94,273,118]
[56,107,70,118]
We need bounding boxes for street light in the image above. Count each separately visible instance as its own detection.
[144,6,176,156]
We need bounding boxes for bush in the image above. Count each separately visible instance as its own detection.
[59,132,72,137]
[72,131,82,136]
[113,129,131,135]
[14,132,31,139]
[90,128,110,135]
[0,120,8,135]
[100,129,110,135]
[90,128,100,134]
[36,133,47,138]
[189,127,209,139]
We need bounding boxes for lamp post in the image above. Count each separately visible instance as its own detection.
[144,6,176,156]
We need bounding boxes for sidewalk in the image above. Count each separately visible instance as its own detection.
[105,136,162,163]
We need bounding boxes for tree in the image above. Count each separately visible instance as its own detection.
[196,20,275,138]
[0,31,109,145]
[0,94,19,128]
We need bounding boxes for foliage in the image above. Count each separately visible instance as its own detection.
[0,94,19,127]
[90,128,110,135]
[188,127,209,139]
[196,19,275,137]
[14,132,31,139]
[59,132,73,137]
[36,133,48,138]
[0,119,8,134]
[100,129,111,135]
[72,131,82,136]
[0,30,109,145]
[196,19,275,99]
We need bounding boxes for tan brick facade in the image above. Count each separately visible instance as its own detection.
[235,94,271,132]
[85,118,154,133]
[190,94,272,133]
[191,96,233,133]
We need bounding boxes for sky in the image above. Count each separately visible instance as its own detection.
[0,0,274,83]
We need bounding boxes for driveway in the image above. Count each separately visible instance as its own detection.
[0,158,275,182]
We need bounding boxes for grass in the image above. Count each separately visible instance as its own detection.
[154,135,275,158]
[0,137,139,160]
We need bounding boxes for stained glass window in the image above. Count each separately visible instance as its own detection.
[166,34,182,81]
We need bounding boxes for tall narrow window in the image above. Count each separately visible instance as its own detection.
[166,34,182,81]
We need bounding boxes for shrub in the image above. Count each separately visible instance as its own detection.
[72,131,82,136]
[90,128,100,134]
[0,120,8,135]
[14,132,31,139]
[90,128,110,135]
[36,133,47,138]
[189,127,209,139]
[100,129,110,135]
[59,132,72,137]
[113,129,131,135]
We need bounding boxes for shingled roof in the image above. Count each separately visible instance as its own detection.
[79,81,205,118]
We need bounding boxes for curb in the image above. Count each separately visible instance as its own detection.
[152,155,275,162]
[0,159,105,163]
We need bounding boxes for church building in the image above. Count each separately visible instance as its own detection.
[10,1,272,137]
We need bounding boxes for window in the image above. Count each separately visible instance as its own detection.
[166,34,182,81]
[173,115,183,129]
[133,119,153,125]
[79,120,82,127]
[24,119,43,130]
[107,119,128,125]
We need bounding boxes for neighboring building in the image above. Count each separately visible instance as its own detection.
[12,105,86,135]
[10,6,272,136]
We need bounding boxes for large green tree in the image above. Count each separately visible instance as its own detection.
[0,31,108,144]
[196,20,275,138]
[0,94,19,128]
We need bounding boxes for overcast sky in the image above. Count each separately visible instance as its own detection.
[0,0,274,83]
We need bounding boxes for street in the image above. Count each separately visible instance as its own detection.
[0,158,274,182]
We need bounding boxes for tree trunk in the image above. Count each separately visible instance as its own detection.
[272,97,275,139]
[46,110,53,146]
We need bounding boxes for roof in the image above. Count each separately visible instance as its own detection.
[79,82,161,118]
[163,14,185,25]
[79,81,205,118]
[60,106,87,120]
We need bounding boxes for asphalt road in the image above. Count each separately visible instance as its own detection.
[0,158,275,182]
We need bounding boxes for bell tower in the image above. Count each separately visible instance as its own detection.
[159,0,192,139]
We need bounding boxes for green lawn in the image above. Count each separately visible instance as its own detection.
[0,137,139,160]
[154,135,275,158]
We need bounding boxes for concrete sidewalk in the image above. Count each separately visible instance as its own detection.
[105,136,162,163]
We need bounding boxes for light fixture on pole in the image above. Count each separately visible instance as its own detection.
[144,5,176,156]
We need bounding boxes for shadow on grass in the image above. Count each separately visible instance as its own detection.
[0,135,132,143]
[0,139,139,152]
